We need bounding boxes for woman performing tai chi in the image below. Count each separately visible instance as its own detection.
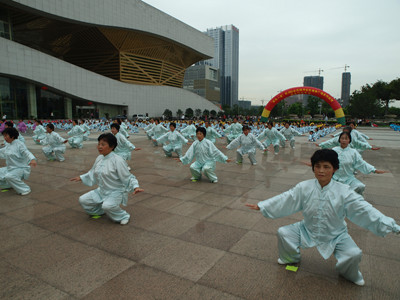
[38,123,68,162]
[68,120,85,149]
[154,122,189,158]
[332,131,387,195]
[70,133,144,225]
[175,127,231,183]
[246,149,399,286]
[0,128,37,195]
[226,125,266,165]
[110,123,140,162]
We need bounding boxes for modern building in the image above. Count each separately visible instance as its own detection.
[183,65,220,106]
[0,0,220,120]
[198,25,239,108]
[237,100,251,110]
[341,72,351,107]
[303,76,324,106]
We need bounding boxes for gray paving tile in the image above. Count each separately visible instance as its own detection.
[5,202,65,221]
[0,223,52,253]
[169,201,222,220]
[180,284,244,300]
[229,231,279,262]
[0,260,70,300]
[147,213,200,237]
[179,221,248,251]
[141,239,225,282]
[207,208,263,230]
[0,214,24,230]
[2,234,134,298]
[198,252,284,299]
[136,195,185,211]
[82,264,194,300]
[1,128,399,298]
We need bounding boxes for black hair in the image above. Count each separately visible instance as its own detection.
[46,123,55,131]
[98,133,117,150]
[5,121,13,128]
[310,149,339,171]
[2,127,19,139]
[169,122,176,128]
[115,118,122,125]
[342,126,352,133]
[73,120,78,124]
[110,123,120,131]
[348,121,356,126]
[242,125,251,131]
[267,121,273,127]
[338,131,352,144]
[35,119,42,125]
[196,126,206,137]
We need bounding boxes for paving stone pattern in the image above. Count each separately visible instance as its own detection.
[0,127,399,299]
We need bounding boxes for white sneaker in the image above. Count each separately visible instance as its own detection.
[354,278,365,286]
[211,180,218,183]
[277,258,286,265]
[120,219,129,225]
[19,190,31,196]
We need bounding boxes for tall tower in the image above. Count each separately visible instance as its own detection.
[303,75,324,106]
[199,25,239,107]
[341,72,351,107]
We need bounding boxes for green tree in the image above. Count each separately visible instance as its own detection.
[269,101,285,118]
[195,108,202,118]
[348,86,383,118]
[185,108,194,118]
[287,102,303,117]
[176,109,183,119]
[321,101,334,117]
[163,109,172,119]
[372,80,391,115]
[388,106,400,116]
[305,96,321,116]
[210,110,217,118]
[203,109,210,117]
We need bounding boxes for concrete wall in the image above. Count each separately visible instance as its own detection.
[3,0,213,58]
[0,38,220,117]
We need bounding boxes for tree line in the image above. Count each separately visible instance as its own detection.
[270,78,400,119]
[162,78,400,120]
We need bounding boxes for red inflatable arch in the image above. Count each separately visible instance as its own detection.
[260,87,345,125]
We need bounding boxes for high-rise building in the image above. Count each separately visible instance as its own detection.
[183,65,220,106]
[303,76,324,106]
[199,25,239,107]
[341,72,351,107]
[304,76,324,90]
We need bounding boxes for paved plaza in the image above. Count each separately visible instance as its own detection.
[1,126,399,299]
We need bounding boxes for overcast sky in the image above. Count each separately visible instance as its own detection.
[144,0,400,106]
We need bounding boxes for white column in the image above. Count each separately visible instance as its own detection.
[27,83,37,119]
[64,97,72,119]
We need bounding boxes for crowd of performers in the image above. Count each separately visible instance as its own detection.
[0,116,399,287]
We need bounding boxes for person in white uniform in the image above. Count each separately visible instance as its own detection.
[0,128,37,195]
[175,127,231,183]
[70,133,144,225]
[227,125,266,165]
[246,149,400,286]
[38,123,68,162]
